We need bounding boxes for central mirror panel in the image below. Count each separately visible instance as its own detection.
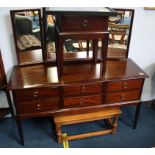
[10,9,44,65]
[44,8,134,62]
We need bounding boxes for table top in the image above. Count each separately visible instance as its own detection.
[8,59,148,90]
[46,7,116,16]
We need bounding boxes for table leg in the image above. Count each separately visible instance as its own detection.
[16,116,24,145]
[133,102,142,129]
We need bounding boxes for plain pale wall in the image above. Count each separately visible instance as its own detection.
[0,7,155,108]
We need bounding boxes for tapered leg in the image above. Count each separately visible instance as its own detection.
[16,116,24,145]
[5,90,14,117]
[112,115,119,134]
[133,102,142,129]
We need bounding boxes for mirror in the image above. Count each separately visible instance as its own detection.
[44,8,134,62]
[10,9,44,65]
[108,8,134,59]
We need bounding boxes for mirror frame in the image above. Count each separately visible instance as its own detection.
[10,8,44,65]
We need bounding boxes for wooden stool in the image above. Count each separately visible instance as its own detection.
[54,108,122,144]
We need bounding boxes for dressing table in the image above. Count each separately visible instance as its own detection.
[9,7,148,145]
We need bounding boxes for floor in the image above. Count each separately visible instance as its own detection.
[0,104,155,148]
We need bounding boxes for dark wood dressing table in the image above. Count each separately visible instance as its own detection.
[8,59,148,145]
[8,7,148,145]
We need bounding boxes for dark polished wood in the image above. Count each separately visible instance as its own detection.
[8,8,147,145]
[0,50,14,118]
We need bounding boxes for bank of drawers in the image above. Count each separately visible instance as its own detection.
[105,79,144,104]
[56,15,108,32]
[63,83,102,108]
[13,87,60,114]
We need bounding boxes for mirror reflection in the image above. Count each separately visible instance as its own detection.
[11,9,43,65]
[45,8,134,62]
[108,9,134,59]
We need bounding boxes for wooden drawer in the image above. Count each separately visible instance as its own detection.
[64,83,102,97]
[106,79,144,92]
[14,87,59,102]
[56,15,108,32]
[63,95,102,108]
[16,99,59,114]
[106,90,141,104]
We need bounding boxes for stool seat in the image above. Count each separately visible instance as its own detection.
[54,107,122,144]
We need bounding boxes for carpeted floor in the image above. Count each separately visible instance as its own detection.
[0,104,155,148]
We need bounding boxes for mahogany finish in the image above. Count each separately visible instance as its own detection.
[56,15,108,32]
[8,8,148,145]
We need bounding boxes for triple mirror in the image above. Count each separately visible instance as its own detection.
[10,8,134,65]
[10,9,44,65]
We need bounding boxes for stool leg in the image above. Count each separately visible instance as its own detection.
[56,124,63,144]
[112,115,119,134]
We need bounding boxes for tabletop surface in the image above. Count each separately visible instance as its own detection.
[8,59,148,90]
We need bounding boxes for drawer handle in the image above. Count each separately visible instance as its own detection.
[121,94,125,100]
[82,20,88,27]
[37,104,41,110]
[123,82,127,89]
[80,99,85,104]
[33,91,39,98]
[82,86,86,90]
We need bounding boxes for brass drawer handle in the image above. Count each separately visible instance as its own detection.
[123,82,127,89]
[37,104,41,110]
[82,20,88,27]
[121,94,125,100]
[80,98,85,104]
[82,86,86,90]
[33,91,39,98]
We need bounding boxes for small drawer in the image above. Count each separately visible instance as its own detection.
[63,95,101,108]
[64,83,102,97]
[16,99,59,114]
[14,87,59,102]
[106,79,144,92]
[56,15,108,32]
[105,90,141,104]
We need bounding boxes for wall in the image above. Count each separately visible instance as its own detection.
[0,7,155,108]
[129,7,155,101]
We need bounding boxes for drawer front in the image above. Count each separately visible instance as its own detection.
[14,87,59,102]
[64,83,102,97]
[63,95,102,108]
[57,15,108,32]
[106,90,141,104]
[106,79,144,92]
[16,99,59,114]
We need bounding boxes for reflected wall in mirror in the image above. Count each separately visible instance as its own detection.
[108,8,134,59]
[10,9,44,65]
